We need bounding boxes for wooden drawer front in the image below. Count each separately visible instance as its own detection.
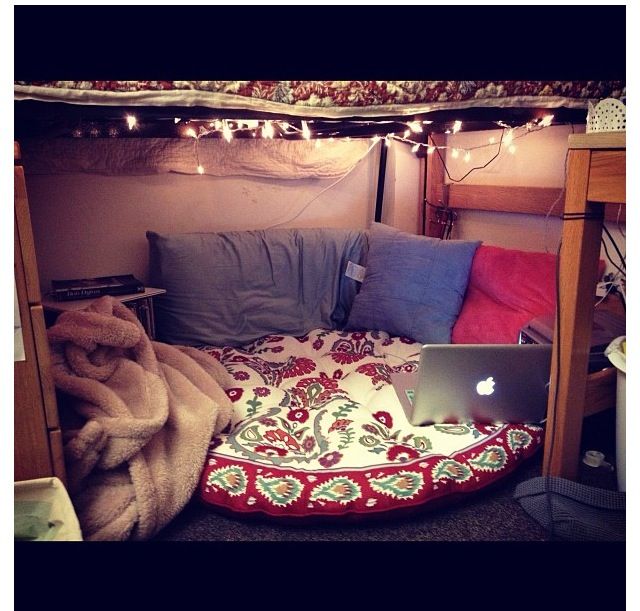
[588,151,626,204]
[14,304,53,480]
[30,305,59,429]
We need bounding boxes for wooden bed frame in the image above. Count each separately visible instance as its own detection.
[14,128,625,485]
[425,131,626,480]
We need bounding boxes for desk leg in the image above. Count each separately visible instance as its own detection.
[543,149,604,479]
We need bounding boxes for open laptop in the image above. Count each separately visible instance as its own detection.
[390,344,553,426]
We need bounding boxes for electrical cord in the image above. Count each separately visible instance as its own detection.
[601,238,626,277]
[423,196,457,239]
[264,139,380,230]
[616,204,625,239]
[544,237,564,540]
[602,224,626,270]
[543,124,575,254]
[432,129,505,184]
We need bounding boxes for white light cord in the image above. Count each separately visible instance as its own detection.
[264,139,381,230]
[543,136,572,254]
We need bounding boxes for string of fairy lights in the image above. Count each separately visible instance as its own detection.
[114,112,556,175]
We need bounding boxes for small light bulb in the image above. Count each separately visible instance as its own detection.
[464,151,471,163]
[407,121,422,133]
[452,120,462,134]
[214,120,223,131]
[403,129,411,139]
[185,127,197,138]
[427,145,435,155]
[301,120,311,140]
[508,145,517,154]
[222,120,233,142]
[197,165,205,174]
[411,144,420,153]
[262,120,274,139]
[126,115,137,130]
[451,148,460,159]
[540,115,554,127]
[503,130,514,146]
[371,135,381,143]
[385,136,392,147]
[174,118,182,124]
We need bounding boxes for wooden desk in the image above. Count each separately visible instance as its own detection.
[542,132,626,479]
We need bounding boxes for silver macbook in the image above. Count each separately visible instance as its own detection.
[391,344,553,426]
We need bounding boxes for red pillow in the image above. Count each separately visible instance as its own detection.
[452,245,557,344]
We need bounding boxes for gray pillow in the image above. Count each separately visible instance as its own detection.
[346,223,480,343]
[147,228,368,347]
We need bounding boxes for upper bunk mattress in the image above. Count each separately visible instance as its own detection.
[14,80,625,118]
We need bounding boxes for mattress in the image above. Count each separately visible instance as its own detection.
[198,328,543,520]
[14,80,625,118]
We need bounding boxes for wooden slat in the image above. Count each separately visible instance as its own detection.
[588,150,626,204]
[14,165,42,304]
[31,304,59,429]
[447,183,624,222]
[569,132,626,150]
[583,368,617,417]
[449,184,564,216]
[543,149,605,479]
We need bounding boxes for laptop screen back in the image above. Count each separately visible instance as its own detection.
[408,344,553,426]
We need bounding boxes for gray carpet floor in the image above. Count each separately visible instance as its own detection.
[155,454,550,541]
[155,410,621,542]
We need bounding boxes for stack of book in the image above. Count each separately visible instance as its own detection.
[51,274,145,301]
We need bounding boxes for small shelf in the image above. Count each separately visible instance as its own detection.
[42,286,166,311]
[43,287,166,339]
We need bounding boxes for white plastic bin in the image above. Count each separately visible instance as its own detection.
[605,336,626,491]
[15,477,83,541]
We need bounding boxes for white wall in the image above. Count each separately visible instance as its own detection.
[25,126,624,295]
[444,124,626,276]
[381,141,422,235]
[25,139,422,293]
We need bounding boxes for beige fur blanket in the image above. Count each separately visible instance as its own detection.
[47,296,234,541]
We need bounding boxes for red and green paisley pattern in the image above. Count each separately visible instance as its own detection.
[198,329,544,519]
[17,80,625,111]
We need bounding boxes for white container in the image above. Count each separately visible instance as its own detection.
[605,336,626,491]
[14,477,83,541]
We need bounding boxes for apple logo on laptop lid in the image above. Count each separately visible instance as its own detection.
[476,376,495,396]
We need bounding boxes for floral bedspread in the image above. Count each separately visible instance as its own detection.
[198,329,543,519]
[15,80,625,118]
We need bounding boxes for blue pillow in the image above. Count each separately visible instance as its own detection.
[346,223,480,343]
[147,228,368,347]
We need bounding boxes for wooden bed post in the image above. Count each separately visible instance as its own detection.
[424,133,447,237]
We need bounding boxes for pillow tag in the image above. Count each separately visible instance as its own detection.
[345,261,366,282]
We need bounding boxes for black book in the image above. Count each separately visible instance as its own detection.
[51,274,145,301]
